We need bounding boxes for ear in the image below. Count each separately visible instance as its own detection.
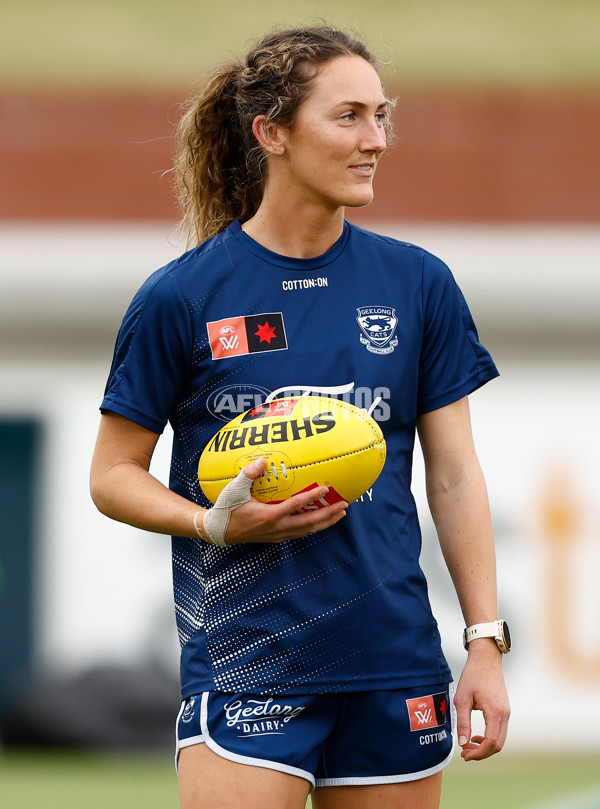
[251,115,286,156]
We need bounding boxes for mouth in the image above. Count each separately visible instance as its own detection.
[348,163,375,178]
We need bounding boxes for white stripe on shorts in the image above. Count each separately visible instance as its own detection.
[199,691,316,788]
[175,698,206,772]
[315,682,457,788]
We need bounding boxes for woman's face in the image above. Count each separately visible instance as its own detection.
[276,55,389,213]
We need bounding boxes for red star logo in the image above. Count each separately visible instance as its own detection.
[439,699,447,716]
[254,321,277,343]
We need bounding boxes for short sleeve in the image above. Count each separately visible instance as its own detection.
[417,253,499,415]
[100,271,192,433]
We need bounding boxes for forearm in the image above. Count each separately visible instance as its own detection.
[90,413,347,546]
[426,457,499,627]
[91,459,203,539]
[418,398,509,758]
[429,458,510,754]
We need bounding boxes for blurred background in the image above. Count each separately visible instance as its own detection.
[1,1,599,807]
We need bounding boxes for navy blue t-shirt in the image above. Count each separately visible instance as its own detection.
[101,219,499,697]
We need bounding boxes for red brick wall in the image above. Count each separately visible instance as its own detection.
[1,90,598,222]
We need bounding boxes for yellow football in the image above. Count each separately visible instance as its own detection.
[198,396,386,507]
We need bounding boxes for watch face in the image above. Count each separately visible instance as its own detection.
[500,620,512,652]
[462,628,469,650]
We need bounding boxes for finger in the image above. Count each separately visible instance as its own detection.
[485,713,508,754]
[301,508,348,537]
[241,457,266,479]
[274,500,348,540]
[461,736,502,761]
[311,502,348,528]
[454,700,472,750]
[270,486,333,517]
[299,499,349,531]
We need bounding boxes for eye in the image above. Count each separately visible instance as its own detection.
[339,111,356,122]
[375,110,389,125]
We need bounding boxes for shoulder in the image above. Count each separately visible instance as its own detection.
[165,227,235,284]
[346,223,452,272]
[133,226,235,307]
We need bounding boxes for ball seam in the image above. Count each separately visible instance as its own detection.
[199,439,385,485]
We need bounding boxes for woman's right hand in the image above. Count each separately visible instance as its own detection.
[91,413,346,546]
[206,457,348,545]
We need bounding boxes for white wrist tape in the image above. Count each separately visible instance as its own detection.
[202,469,253,547]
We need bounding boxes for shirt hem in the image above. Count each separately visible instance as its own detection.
[180,669,452,699]
[100,399,166,434]
[417,365,499,416]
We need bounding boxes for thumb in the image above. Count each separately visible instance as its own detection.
[242,457,266,480]
[204,466,257,547]
[213,467,254,509]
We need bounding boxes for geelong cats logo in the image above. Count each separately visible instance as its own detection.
[357,306,399,355]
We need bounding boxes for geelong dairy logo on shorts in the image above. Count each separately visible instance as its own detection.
[357,306,398,355]
[207,313,288,360]
[224,698,305,738]
[406,692,448,732]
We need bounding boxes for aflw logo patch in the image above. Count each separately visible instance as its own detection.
[406,692,448,732]
[207,313,288,360]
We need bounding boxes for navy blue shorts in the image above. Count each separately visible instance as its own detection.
[176,683,456,789]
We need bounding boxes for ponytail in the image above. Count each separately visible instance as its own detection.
[175,64,263,247]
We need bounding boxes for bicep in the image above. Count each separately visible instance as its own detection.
[91,411,161,479]
[417,396,479,488]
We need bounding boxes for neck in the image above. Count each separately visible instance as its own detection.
[242,195,345,259]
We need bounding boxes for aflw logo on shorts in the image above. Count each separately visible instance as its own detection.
[207,313,288,360]
[406,692,448,731]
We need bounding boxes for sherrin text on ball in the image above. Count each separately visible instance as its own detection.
[198,396,386,507]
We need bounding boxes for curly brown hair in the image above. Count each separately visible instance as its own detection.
[174,27,390,246]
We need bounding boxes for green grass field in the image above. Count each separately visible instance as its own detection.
[1,0,599,90]
[2,751,600,809]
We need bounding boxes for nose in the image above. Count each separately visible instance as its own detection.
[359,119,387,154]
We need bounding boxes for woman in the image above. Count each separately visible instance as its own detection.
[91,26,510,809]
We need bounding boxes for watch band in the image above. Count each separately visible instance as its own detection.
[463,619,511,654]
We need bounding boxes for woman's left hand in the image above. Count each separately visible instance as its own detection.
[453,639,510,761]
